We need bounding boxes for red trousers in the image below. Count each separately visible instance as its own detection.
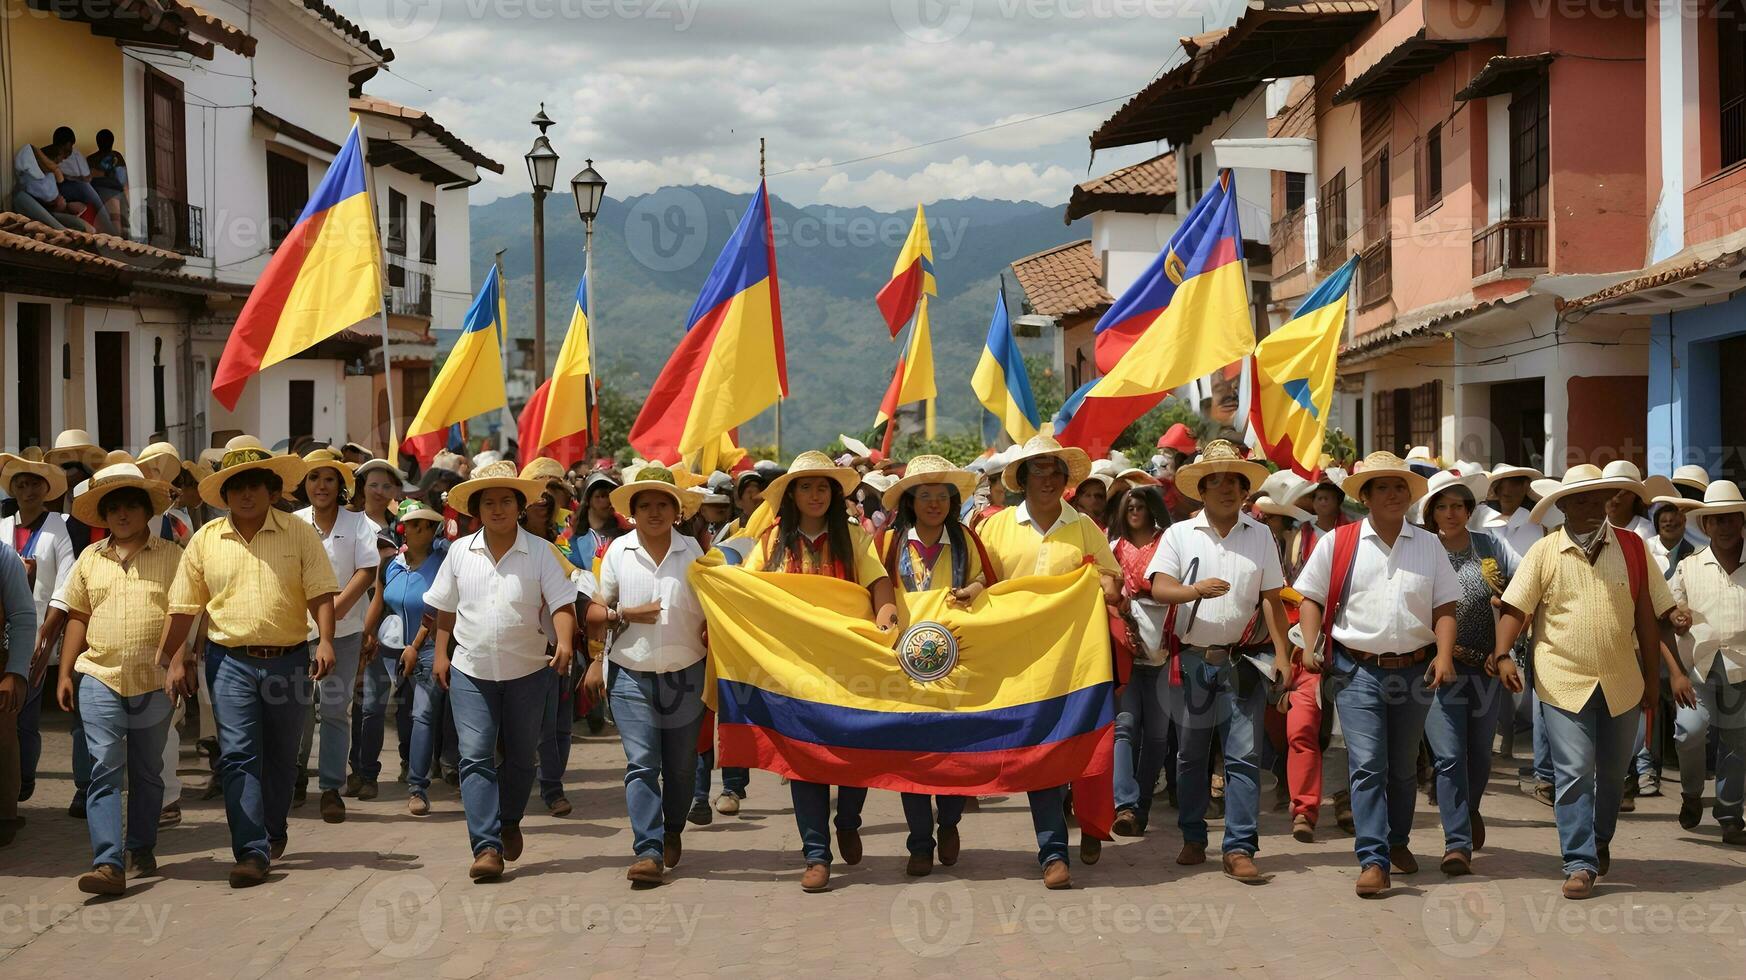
[1264,664,1326,824]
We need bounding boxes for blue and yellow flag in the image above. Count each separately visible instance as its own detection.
[971,287,1040,445]
[402,266,506,466]
[1243,256,1357,480]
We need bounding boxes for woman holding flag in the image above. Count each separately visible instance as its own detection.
[877,455,992,877]
[745,451,898,893]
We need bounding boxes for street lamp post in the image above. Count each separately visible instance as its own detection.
[525,104,560,385]
[570,159,606,375]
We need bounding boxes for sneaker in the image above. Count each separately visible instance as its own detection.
[67,790,87,819]
[78,864,126,896]
[715,791,742,816]
[686,800,713,826]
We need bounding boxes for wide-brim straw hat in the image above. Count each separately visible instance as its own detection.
[1175,440,1270,502]
[1001,426,1092,493]
[1692,480,1746,521]
[1529,463,1648,524]
[71,461,174,529]
[610,463,702,519]
[1413,468,1491,524]
[1254,495,1312,523]
[765,450,861,502]
[1258,469,1315,510]
[135,441,183,484]
[520,457,567,485]
[1342,451,1431,501]
[198,436,309,509]
[354,458,406,486]
[1486,462,1543,485]
[44,429,106,471]
[1116,467,1160,487]
[448,460,547,517]
[301,447,356,498]
[1642,474,1679,504]
[1673,464,1712,492]
[882,455,977,510]
[1,450,69,501]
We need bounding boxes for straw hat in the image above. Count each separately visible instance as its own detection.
[1529,464,1647,524]
[1413,468,1490,524]
[1486,462,1543,484]
[1692,481,1746,529]
[1258,469,1315,510]
[1,450,68,500]
[448,459,546,517]
[1254,495,1311,523]
[610,463,701,518]
[881,455,977,510]
[354,458,406,485]
[764,450,861,502]
[197,436,309,509]
[1672,465,1712,492]
[301,447,356,499]
[197,446,226,470]
[1117,467,1160,487]
[135,441,183,484]
[1342,451,1430,501]
[520,457,567,485]
[71,461,174,529]
[1001,426,1092,493]
[1642,474,1679,504]
[393,497,445,525]
[1174,440,1269,502]
[44,429,105,471]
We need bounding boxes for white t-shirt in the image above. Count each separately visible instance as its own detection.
[1293,519,1462,655]
[597,531,707,673]
[295,506,380,638]
[13,144,56,200]
[1146,511,1284,648]
[58,151,90,180]
[424,527,580,681]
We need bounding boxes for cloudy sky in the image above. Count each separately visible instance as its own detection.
[333,0,1236,209]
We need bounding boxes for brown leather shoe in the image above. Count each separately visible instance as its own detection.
[1389,845,1419,874]
[502,825,524,862]
[801,862,830,892]
[836,828,862,865]
[1175,842,1206,866]
[1440,850,1472,876]
[1112,809,1142,838]
[938,825,960,866]
[1472,810,1486,850]
[407,795,430,816]
[269,838,287,861]
[1355,863,1390,898]
[342,773,362,797]
[1080,836,1102,864]
[1221,850,1263,883]
[1562,870,1596,899]
[626,857,662,883]
[126,849,157,877]
[1042,859,1071,889]
[469,848,504,881]
[78,864,125,896]
[663,832,683,869]
[1292,814,1315,843]
[319,789,345,824]
[906,853,932,877]
[228,856,268,888]
[547,795,572,817]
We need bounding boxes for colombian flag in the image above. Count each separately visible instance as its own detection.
[518,277,594,467]
[874,204,936,336]
[630,180,786,463]
[875,295,937,455]
[212,120,382,410]
[1059,170,1255,456]
[1243,256,1357,480]
[402,266,506,467]
[696,560,1113,817]
[971,287,1040,445]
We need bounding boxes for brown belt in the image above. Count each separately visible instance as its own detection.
[227,643,307,659]
[1343,645,1433,670]
[1189,644,1270,666]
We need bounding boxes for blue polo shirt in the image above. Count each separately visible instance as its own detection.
[383,550,444,652]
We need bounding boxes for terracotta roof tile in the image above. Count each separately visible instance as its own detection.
[166,0,256,57]
[1010,240,1114,319]
[1066,151,1176,222]
[0,213,186,267]
[351,96,506,174]
[0,230,128,273]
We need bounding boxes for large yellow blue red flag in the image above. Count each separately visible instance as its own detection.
[631,180,786,463]
[1058,169,1255,455]
[517,277,594,467]
[875,204,936,336]
[695,560,1113,816]
[971,287,1040,445]
[403,266,506,465]
[875,295,937,455]
[213,120,381,410]
[1243,256,1357,480]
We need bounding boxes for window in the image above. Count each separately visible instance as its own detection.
[94,332,129,451]
[1721,0,1746,168]
[1361,144,1390,242]
[419,200,437,263]
[288,380,315,443]
[15,303,50,451]
[1284,171,1306,213]
[144,70,190,253]
[1416,123,1443,213]
[1410,381,1442,455]
[387,188,407,256]
[265,151,309,249]
[1190,153,1205,203]
[1318,169,1348,261]
[1509,78,1549,219]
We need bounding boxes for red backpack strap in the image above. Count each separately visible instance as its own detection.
[1616,527,1646,605]
[1322,522,1364,647]
[965,525,1000,587]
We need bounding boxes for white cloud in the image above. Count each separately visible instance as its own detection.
[814,156,1079,210]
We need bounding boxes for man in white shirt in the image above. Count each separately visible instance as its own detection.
[585,466,709,884]
[1296,452,1459,898]
[425,461,578,881]
[1668,481,1746,845]
[1,452,78,809]
[1148,442,1290,883]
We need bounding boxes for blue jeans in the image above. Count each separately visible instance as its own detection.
[1113,662,1174,828]
[900,793,966,857]
[694,751,752,803]
[300,632,363,791]
[1674,659,1746,828]
[1329,648,1433,870]
[790,782,868,865]
[208,643,312,864]
[58,179,119,234]
[609,661,707,859]
[405,650,450,797]
[539,662,578,804]
[351,654,396,781]
[79,681,172,870]
[1027,785,1070,866]
[1174,649,1266,854]
[1630,663,1672,787]
[1423,666,1505,855]
[449,667,545,856]
[1543,687,1638,875]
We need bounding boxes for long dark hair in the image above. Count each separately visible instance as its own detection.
[1108,486,1169,543]
[883,486,970,589]
[762,478,858,574]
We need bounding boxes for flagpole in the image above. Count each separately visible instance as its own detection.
[494,249,509,452]
[360,122,399,462]
[762,136,782,461]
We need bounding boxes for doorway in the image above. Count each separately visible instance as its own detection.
[1489,378,1546,469]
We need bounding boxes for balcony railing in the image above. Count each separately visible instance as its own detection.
[1271,207,1305,275]
[1472,218,1548,278]
[144,195,203,257]
[385,254,433,317]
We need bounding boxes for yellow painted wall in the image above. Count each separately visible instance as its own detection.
[3,0,125,162]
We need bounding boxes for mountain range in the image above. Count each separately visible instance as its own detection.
[468,187,1087,453]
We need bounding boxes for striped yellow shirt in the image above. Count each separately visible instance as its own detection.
[61,536,183,698]
[169,508,340,647]
[978,501,1120,581]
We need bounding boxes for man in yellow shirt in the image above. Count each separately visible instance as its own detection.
[976,428,1121,890]
[1494,464,1676,900]
[160,439,338,889]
